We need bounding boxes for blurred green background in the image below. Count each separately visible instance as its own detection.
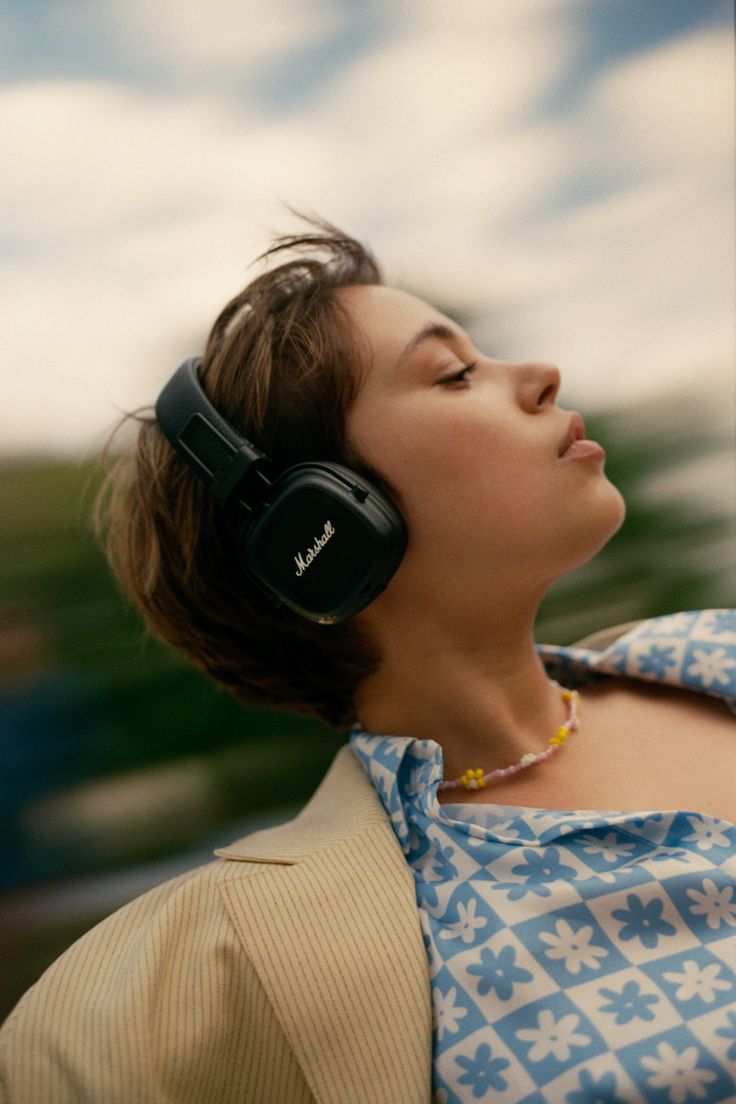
[1,391,733,1020]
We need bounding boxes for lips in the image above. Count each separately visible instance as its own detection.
[558,413,586,457]
[558,412,606,461]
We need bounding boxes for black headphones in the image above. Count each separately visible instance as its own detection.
[154,357,408,624]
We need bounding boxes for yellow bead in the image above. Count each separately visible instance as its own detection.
[556,725,569,741]
[561,689,573,702]
[548,736,560,746]
[460,767,487,790]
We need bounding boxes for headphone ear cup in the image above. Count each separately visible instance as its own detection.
[155,359,407,624]
[238,462,407,624]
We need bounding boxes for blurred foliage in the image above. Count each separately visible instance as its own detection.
[0,394,733,893]
[537,396,734,638]
[0,457,344,888]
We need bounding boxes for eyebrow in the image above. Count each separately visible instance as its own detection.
[395,322,464,371]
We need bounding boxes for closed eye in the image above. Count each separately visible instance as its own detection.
[439,361,478,386]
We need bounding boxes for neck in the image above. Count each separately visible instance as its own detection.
[354,591,566,787]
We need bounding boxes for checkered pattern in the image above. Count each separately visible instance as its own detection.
[351,611,736,1104]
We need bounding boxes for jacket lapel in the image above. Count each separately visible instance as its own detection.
[215,745,432,1104]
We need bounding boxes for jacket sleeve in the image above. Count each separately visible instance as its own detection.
[0,861,313,1104]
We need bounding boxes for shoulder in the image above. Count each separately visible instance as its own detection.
[572,620,642,650]
[0,844,297,1102]
[0,744,386,1103]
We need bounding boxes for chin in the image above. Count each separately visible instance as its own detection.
[569,478,627,567]
[598,471,626,524]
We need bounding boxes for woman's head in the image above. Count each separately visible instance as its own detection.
[338,283,625,632]
[95,216,390,728]
[95,215,625,728]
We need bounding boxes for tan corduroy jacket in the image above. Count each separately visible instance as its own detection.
[0,742,433,1104]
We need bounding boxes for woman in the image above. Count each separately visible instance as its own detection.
[0,218,734,1104]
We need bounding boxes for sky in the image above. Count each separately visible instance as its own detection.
[1,0,734,456]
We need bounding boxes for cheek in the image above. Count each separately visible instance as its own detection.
[379,423,545,536]
[349,396,553,534]
[350,403,621,583]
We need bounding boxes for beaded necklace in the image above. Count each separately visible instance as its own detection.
[437,682,581,792]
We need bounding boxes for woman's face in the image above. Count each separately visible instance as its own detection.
[338,284,626,604]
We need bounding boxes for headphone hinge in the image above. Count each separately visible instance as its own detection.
[211,446,269,507]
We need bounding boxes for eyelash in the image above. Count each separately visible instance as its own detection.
[441,361,478,386]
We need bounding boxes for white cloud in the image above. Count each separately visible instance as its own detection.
[585,27,735,171]
[62,0,347,76]
[360,27,736,408]
[0,81,261,242]
[314,16,576,137]
[0,9,733,453]
[0,80,340,452]
[478,174,735,408]
[475,30,736,408]
[93,0,580,85]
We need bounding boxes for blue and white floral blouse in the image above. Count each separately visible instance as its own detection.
[351,610,736,1104]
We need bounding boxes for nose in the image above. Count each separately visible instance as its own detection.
[511,361,561,413]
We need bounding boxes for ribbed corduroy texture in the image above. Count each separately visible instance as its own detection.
[0,745,433,1104]
[221,826,432,1104]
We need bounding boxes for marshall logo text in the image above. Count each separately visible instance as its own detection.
[294,520,335,577]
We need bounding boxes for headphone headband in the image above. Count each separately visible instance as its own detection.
[154,357,270,507]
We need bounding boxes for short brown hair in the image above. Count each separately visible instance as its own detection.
[94,215,389,728]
